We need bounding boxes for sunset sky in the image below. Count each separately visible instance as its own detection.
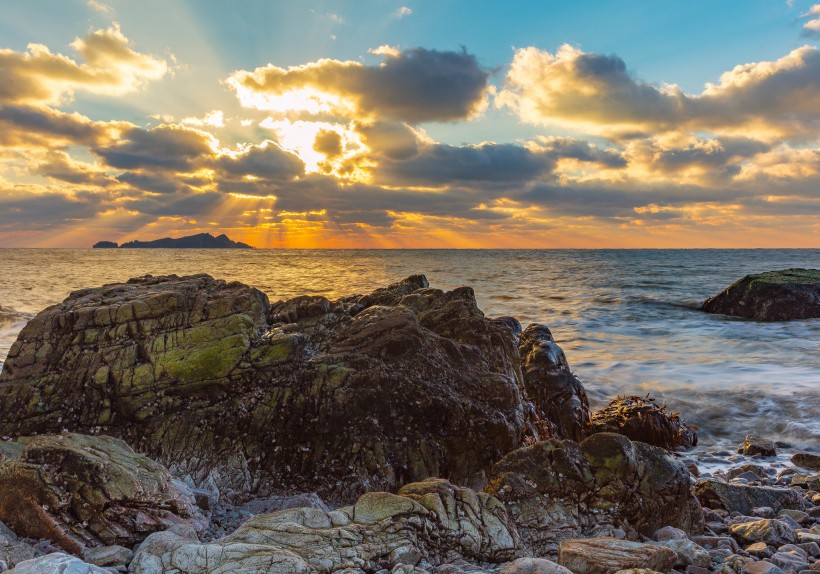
[1,1,819,248]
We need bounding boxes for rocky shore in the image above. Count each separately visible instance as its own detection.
[0,274,817,574]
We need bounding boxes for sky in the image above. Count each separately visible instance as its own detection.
[0,1,819,248]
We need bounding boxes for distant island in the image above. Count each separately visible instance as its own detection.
[93,233,254,249]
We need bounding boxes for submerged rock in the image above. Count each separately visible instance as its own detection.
[0,274,589,503]
[130,478,518,573]
[484,432,703,556]
[702,268,820,321]
[589,396,697,450]
[0,433,205,554]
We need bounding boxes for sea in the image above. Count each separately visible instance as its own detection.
[1,248,818,450]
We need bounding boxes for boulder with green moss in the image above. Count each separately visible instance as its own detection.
[702,268,820,321]
[0,274,590,504]
[484,432,704,557]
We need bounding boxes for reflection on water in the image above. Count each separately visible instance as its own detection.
[0,248,818,447]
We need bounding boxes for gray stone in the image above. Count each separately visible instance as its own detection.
[743,562,786,574]
[769,551,810,573]
[693,478,805,515]
[500,558,574,574]
[651,539,711,568]
[6,553,110,574]
[791,454,820,472]
[81,546,133,568]
[654,527,688,541]
[742,436,777,457]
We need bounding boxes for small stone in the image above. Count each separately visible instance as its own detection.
[792,454,820,472]
[780,510,811,526]
[652,539,711,568]
[753,508,777,519]
[769,551,810,573]
[746,542,773,558]
[742,562,786,574]
[82,546,133,568]
[795,542,819,558]
[686,567,709,574]
[654,526,688,541]
[729,519,797,547]
[742,436,777,458]
[500,558,574,574]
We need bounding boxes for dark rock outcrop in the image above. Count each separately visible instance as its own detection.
[91,241,118,248]
[589,396,697,450]
[116,232,253,248]
[702,269,820,321]
[484,432,704,556]
[0,433,205,554]
[130,478,518,573]
[0,274,589,503]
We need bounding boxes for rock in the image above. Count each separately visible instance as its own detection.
[0,433,205,554]
[743,562,786,574]
[558,538,678,574]
[5,553,111,574]
[702,268,820,321]
[0,523,40,569]
[0,274,590,503]
[792,454,820,472]
[589,395,697,450]
[779,510,811,526]
[485,433,703,556]
[693,478,805,515]
[499,558,574,574]
[743,436,777,457]
[518,324,590,442]
[746,542,774,557]
[796,542,820,558]
[728,519,797,547]
[690,535,741,553]
[791,475,820,491]
[130,479,518,573]
[82,545,133,568]
[769,551,810,573]
[654,526,688,541]
[651,539,711,568]
[91,241,118,249]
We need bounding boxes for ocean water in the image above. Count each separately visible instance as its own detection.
[1,248,818,449]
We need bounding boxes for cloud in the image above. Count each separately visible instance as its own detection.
[87,0,113,14]
[803,4,820,34]
[182,110,224,127]
[95,124,217,171]
[216,141,305,180]
[226,47,489,123]
[498,44,820,140]
[0,104,129,148]
[395,6,413,18]
[34,150,115,186]
[0,24,167,106]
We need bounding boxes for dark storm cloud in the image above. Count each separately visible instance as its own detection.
[228,47,490,123]
[216,141,304,180]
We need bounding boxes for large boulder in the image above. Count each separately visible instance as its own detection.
[0,274,589,503]
[484,433,703,556]
[589,396,697,450]
[130,478,518,573]
[702,268,820,321]
[0,433,205,554]
[558,538,678,574]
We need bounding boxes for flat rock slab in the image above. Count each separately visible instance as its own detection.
[702,268,820,321]
[693,478,804,515]
[558,538,678,574]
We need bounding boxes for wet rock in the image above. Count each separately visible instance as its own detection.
[0,274,589,503]
[0,433,205,554]
[499,558,574,574]
[485,433,703,556]
[558,538,677,574]
[791,475,820,491]
[518,324,590,442]
[130,479,518,573]
[743,436,777,458]
[792,454,820,472]
[693,478,805,515]
[589,395,697,450]
[728,519,797,546]
[702,268,820,321]
[5,553,110,574]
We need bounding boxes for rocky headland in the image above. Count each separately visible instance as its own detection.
[0,274,816,574]
[93,233,253,249]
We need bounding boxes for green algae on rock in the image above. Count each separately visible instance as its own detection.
[702,268,820,321]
